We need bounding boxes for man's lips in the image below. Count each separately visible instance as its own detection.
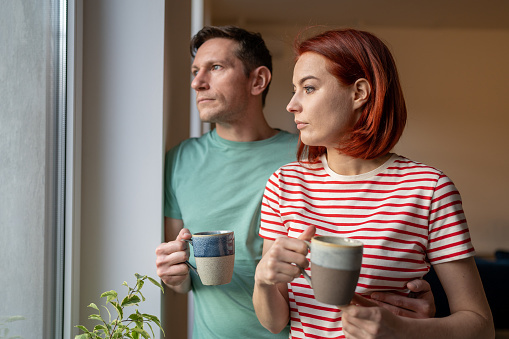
[197,97,214,104]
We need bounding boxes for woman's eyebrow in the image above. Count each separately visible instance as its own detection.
[297,75,319,85]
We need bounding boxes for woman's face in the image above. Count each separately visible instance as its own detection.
[287,52,359,149]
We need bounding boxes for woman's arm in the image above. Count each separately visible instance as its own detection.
[253,226,316,333]
[253,239,291,333]
[342,257,495,339]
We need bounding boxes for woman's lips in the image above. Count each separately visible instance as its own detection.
[295,121,308,130]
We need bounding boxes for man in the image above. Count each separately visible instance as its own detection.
[155,26,434,339]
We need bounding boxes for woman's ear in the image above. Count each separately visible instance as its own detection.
[353,78,371,110]
[250,66,272,96]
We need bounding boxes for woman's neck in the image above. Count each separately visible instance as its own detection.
[325,149,392,176]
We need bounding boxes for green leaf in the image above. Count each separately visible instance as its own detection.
[128,313,143,322]
[121,294,141,307]
[143,314,164,336]
[134,273,145,280]
[88,314,102,322]
[132,327,150,339]
[75,325,90,333]
[100,290,118,304]
[101,305,112,323]
[111,301,123,319]
[122,281,128,287]
[136,279,145,291]
[147,276,164,293]
[75,334,91,339]
[145,322,156,338]
[87,303,100,311]
[138,289,146,302]
[93,324,108,332]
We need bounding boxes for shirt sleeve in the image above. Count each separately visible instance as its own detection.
[426,173,475,264]
[164,147,182,220]
[259,169,289,240]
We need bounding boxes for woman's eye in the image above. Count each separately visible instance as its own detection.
[304,86,315,94]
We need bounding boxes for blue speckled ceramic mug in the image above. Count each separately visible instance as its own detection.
[185,231,235,285]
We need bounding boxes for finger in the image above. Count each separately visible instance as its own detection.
[258,255,302,285]
[267,242,309,273]
[272,236,309,260]
[407,278,431,293]
[298,225,316,241]
[176,228,192,241]
[155,240,187,256]
[369,292,431,319]
[350,293,378,307]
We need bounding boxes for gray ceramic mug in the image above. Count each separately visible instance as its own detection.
[300,236,363,306]
[185,231,235,285]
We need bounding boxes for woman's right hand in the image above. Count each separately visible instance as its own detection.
[255,225,316,286]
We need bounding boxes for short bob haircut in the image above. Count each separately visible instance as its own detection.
[294,29,407,161]
[191,25,273,106]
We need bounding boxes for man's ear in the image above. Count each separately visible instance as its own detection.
[352,78,371,110]
[250,66,271,96]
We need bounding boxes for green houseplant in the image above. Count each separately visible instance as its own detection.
[75,273,165,339]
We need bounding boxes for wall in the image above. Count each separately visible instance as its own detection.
[80,1,165,337]
[249,25,509,256]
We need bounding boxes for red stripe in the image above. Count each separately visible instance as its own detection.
[279,187,432,202]
[362,253,426,264]
[430,248,475,262]
[281,172,439,186]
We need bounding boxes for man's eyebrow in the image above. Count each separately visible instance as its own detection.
[191,58,233,69]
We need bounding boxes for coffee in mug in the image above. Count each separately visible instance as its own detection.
[301,236,363,306]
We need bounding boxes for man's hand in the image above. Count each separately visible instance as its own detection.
[155,228,193,292]
[368,279,436,318]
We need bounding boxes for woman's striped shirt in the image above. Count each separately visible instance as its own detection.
[259,154,475,339]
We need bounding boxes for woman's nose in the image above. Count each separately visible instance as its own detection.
[286,94,301,114]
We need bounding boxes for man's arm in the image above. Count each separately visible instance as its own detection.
[155,217,192,294]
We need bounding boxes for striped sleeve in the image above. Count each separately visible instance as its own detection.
[426,173,475,264]
[259,169,289,240]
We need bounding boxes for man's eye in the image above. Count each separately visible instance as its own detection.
[212,65,222,71]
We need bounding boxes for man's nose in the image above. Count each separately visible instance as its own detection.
[191,71,209,91]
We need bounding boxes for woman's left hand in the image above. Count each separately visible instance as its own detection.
[342,303,408,339]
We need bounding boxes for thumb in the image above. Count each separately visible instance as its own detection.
[407,278,431,293]
[298,225,316,241]
[176,228,192,241]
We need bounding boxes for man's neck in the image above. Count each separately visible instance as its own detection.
[215,116,278,142]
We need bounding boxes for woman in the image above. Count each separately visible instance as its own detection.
[253,29,494,339]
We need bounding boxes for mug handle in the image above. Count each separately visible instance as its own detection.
[298,240,312,288]
[183,239,198,275]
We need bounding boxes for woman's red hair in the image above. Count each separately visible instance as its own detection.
[295,29,407,162]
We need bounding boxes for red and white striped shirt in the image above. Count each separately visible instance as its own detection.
[259,154,474,339]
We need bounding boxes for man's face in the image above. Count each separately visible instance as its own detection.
[191,38,251,124]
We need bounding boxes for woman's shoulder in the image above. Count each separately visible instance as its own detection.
[391,154,445,177]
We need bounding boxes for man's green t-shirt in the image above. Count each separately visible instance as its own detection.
[165,129,298,339]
